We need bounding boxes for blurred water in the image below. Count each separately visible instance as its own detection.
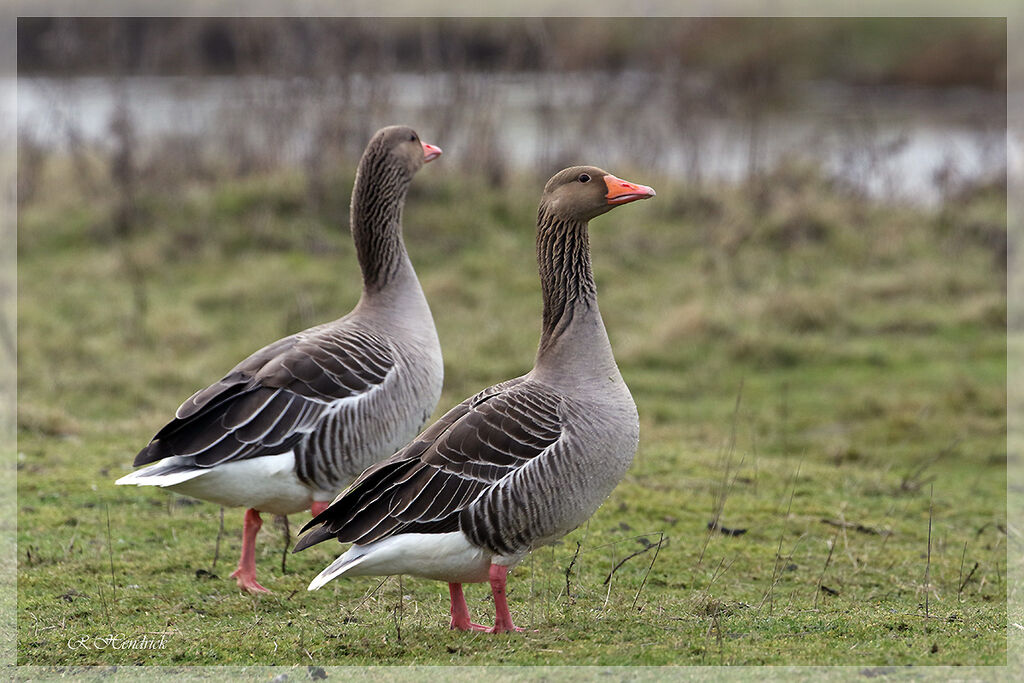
[13,73,1009,205]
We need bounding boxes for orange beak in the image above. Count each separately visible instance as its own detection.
[604,174,656,205]
[421,142,442,163]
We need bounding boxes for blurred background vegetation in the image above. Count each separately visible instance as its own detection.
[15,17,1010,667]
[16,17,1007,201]
[16,17,1007,87]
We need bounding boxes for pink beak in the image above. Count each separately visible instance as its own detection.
[603,174,656,205]
[422,142,443,163]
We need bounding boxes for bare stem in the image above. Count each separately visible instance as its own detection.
[924,484,934,618]
[564,540,581,605]
[211,506,225,572]
[814,530,839,610]
[631,532,666,610]
[279,514,290,574]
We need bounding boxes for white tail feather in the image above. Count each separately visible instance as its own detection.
[307,547,371,591]
[114,464,209,487]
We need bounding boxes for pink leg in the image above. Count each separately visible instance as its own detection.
[449,583,488,631]
[311,500,330,517]
[488,564,524,633]
[229,508,270,594]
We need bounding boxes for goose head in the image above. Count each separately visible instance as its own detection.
[540,165,655,222]
[367,125,442,178]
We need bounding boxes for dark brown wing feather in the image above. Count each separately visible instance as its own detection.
[294,377,563,552]
[134,324,395,467]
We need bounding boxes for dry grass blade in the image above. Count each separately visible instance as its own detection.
[923,484,934,617]
[900,439,959,493]
[814,529,840,609]
[698,380,745,566]
[958,553,979,599]
[758,461,803,613]
[105,505,116,606]
[392,575,404,644]
[564,540,581,604]
[631,532,665,609]
[604,534,666,586]
[211,506,225,572]
[351,576,390,615]
[278,514,290,574]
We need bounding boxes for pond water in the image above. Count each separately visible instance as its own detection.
[13,73,1010,206]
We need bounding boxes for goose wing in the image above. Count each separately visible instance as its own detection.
[295,377,564,552]
[134,323,395,468]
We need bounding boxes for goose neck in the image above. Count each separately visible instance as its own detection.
[536,210,599,356]
[350,161,411,293]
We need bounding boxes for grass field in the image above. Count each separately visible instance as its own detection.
[15,158,1008,668]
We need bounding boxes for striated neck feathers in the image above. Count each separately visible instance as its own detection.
[536,206,598,355]
[350,149,413,292]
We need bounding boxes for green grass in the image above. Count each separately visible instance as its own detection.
[16,159,1007,667]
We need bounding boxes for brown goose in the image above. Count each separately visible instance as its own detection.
[295,165,654,632]
[116,126,445,594]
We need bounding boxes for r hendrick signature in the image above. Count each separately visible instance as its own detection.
[67,633,170,650]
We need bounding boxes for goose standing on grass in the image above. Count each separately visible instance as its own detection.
[116,126,445,594]
[295,165,654,632]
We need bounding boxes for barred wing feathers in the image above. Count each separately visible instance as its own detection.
[134,324,396,468]
[295,377,564,553]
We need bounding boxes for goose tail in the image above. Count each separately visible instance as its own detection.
[114,459,208,488]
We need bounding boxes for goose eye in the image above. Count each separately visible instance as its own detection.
[409,134,417,142]
[578,173,591,183]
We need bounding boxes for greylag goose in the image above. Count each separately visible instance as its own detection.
[294,165,654,632]
[116,126,445,594]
